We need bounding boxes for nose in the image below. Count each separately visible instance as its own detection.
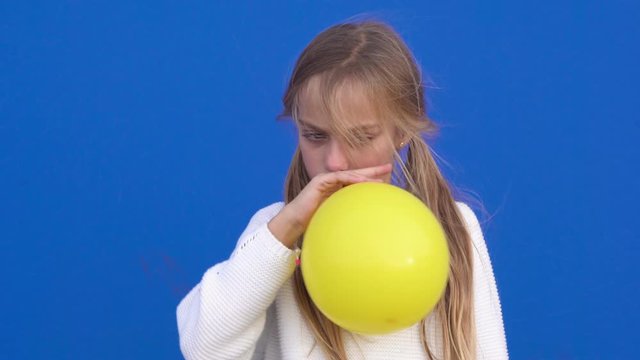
[325,140,349,172]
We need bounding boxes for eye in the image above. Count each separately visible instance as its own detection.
[349,132,377,147]
[302,131,328,142]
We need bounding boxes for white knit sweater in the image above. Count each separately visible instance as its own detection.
[177,201,508,359]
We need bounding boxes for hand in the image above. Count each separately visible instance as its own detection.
[268,163,392,248]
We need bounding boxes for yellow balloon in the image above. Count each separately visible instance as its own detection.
[301,182,450,335]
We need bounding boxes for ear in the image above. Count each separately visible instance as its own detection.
[393,129,410,150]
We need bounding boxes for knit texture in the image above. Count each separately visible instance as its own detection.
[177,202,508,359]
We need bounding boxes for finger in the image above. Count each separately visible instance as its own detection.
[313,164,392,186]
[348,163,393,177]
[333,171,383,185]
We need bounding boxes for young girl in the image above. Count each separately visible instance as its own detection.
[177,20,508,360]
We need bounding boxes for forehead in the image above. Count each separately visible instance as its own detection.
[296,75,381,129]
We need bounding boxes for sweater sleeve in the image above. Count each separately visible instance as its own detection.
[176,203,297,360]
[457,202,509,359]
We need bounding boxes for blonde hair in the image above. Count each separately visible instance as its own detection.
[278,19,477,360]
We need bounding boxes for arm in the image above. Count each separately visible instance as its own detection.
[176,165,392,359]
[457,203,509,359]
[176,203,297,360]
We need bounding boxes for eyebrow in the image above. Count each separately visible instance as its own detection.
[297,118,381,133]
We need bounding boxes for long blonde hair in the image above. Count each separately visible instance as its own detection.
[278,19,477,360]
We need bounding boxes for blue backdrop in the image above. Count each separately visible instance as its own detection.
[1,1,638,359]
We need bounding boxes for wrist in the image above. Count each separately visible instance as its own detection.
[267,207,304,249]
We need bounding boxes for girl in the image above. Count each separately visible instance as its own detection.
[177,19,508,360]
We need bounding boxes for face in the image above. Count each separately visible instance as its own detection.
[296,77,400,183]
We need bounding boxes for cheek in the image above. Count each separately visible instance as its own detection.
[353,143,395,167]
[298,143,322,177]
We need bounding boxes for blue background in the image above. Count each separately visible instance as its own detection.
[1,1,638,359]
